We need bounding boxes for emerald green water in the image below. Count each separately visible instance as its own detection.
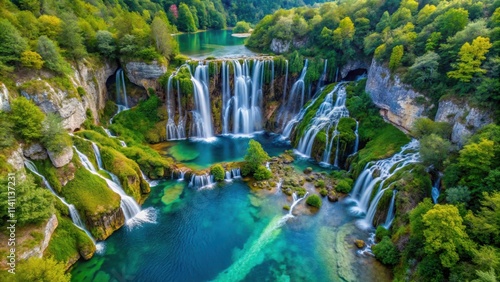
[175,30,256,59]
[71,136,392,281]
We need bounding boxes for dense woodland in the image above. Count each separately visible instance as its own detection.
[0,0,500,281]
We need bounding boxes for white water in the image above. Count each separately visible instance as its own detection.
[224,168,241,182]
[23,160,95,244]
[353,120,359,154]
[73,145,155,227]
[166,69,187,140]
[383,190,397,229]
[190,63,214,139]
[296,83,349,161]
[116,69,128,108]
[431,175,441,204]
[275,178,283,195]
[349,140,420,228]
[265,162,271,171]
[189,174,215,189]
[278,60,308,126]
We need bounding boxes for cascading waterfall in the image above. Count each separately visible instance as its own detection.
[225,171,232,181]
[265,162,271,171]
[318,59,328,89]
[74,146,155,226]
[276,178,283,194]
[224,168,241,181]
[282,60,289,104]
[288,192,310,216]
[296,83,349,160]
[23,160,95,243]
[383,190,397,229]
[166,69,186,140]
[349,140,420,228]
[281,86,324,139]
[190,63,214,139]
[116,69,128,108]
[220,59,266,135]
[279,60,308,126]
[352,120,359,154]
[431,175,441,204]
[189,174,215,189]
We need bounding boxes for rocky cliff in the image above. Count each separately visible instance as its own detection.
[365,59,429,132]
[124,60,167,90]
[435,98,493,146]
[87,206,125,240]
[18,59,117,131]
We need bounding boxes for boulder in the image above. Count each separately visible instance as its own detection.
[7,146,26,173]
[354,239,365,249]
[23,143,48,160]
[19,214,58,260]
[328,192,339,202]
[47,146,73,168]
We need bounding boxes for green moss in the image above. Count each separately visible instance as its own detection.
[45,215,95,263]
[61,165,121,218]
[73,137,99,169]
[75,130,122,150]
[32,159,63,194]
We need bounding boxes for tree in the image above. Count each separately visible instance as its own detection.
[373,236,400,265]
[41,113,72,155]
[333,17,355,46]
[0,19,27,64]
[16,0,40,14]
[9,96,45,142]
[446,186,471,204]
[411,117,451,139]
[420,134,451,170]
[448,36,492,82]
[436,8,469,39]
[16,257,69,282]
[465,192,500,245]
[389,45,404,71]
[457,138,495,186]
[423,204,471,268]
[0,112,15,149]
[95,30,116,58]
[20,50,44,69]
[177,3,197,32]
[36,35,67,73]
[233,21,251,33]
[254,165,272,180]
[38,15,62,39]
[58,18,87,59]
[210,164,225,182]
[406,52,440,89]
[151,16,178,58]
[242,140,269,176]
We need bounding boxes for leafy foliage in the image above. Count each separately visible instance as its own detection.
[16,257,70,282]
[9,96,45,142]
[306,194,322,208]
[242,140,269,176]
[210,164,225,182]
[254,165,272,180]
[373,236,400,265]
[41,113,72,155]
[233,21,251,33]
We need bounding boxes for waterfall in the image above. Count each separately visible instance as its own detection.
[279,60,308,126]
[265,162,271,171]
[353,120,359,154]
[189,174,215,189]
[296,83,349,160]
[431,175,441,204]
[23,160,95,243]
[116,69,128,108]
[190,63,214,139]
[220,59,272,135]
[270,60,275,96]
[288,192,309,216]
[109,104,128,124]
[225,171,232,182]
[281,86,324,139]
[73,146,154,226]
[166,70,186,140]
[231,168,241,178]
[349,140,420,228]
[383,190,397,229]
[275,178,283,195]
[318,59,328,89]
[176,169,186,181]
[282,60,289,104]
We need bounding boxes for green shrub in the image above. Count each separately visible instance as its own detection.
[10,96,45,142]
[233,21,251,33]
[372,236,400,265]
[243,140,269,175]
[283,205,290,211]
[336,179,352,193]
[41,113,72,155]
[210,164,225,182]
[315,179,325,188]
[304,167,313,174]
[320,188,328,197]
[375,226,391,241]
[254,165,272,180]
[306,194,322,208]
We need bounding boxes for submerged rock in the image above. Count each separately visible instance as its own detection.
[354,239,365,249]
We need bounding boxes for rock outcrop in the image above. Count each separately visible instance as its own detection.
[19,214,58,260]
[270,38,291,54]
[7,146,26,173]
[340,60,370,79]
[47,146,73,168]
[87,206,125,240]
[124,61,166,90]
[19,59,117,131]
[435,98,493,146]
[365,59,429,132]
[0,83,10,111]
[23,143,48,160]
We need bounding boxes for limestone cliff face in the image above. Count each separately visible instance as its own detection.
[435,98,493,146]
[18,59,117,131]
[365,59,429,132]
[340,60,370,79]
[270,38,291,54]
[19,214,58,260]
[124,60,167,90]
[87,206,125,240]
